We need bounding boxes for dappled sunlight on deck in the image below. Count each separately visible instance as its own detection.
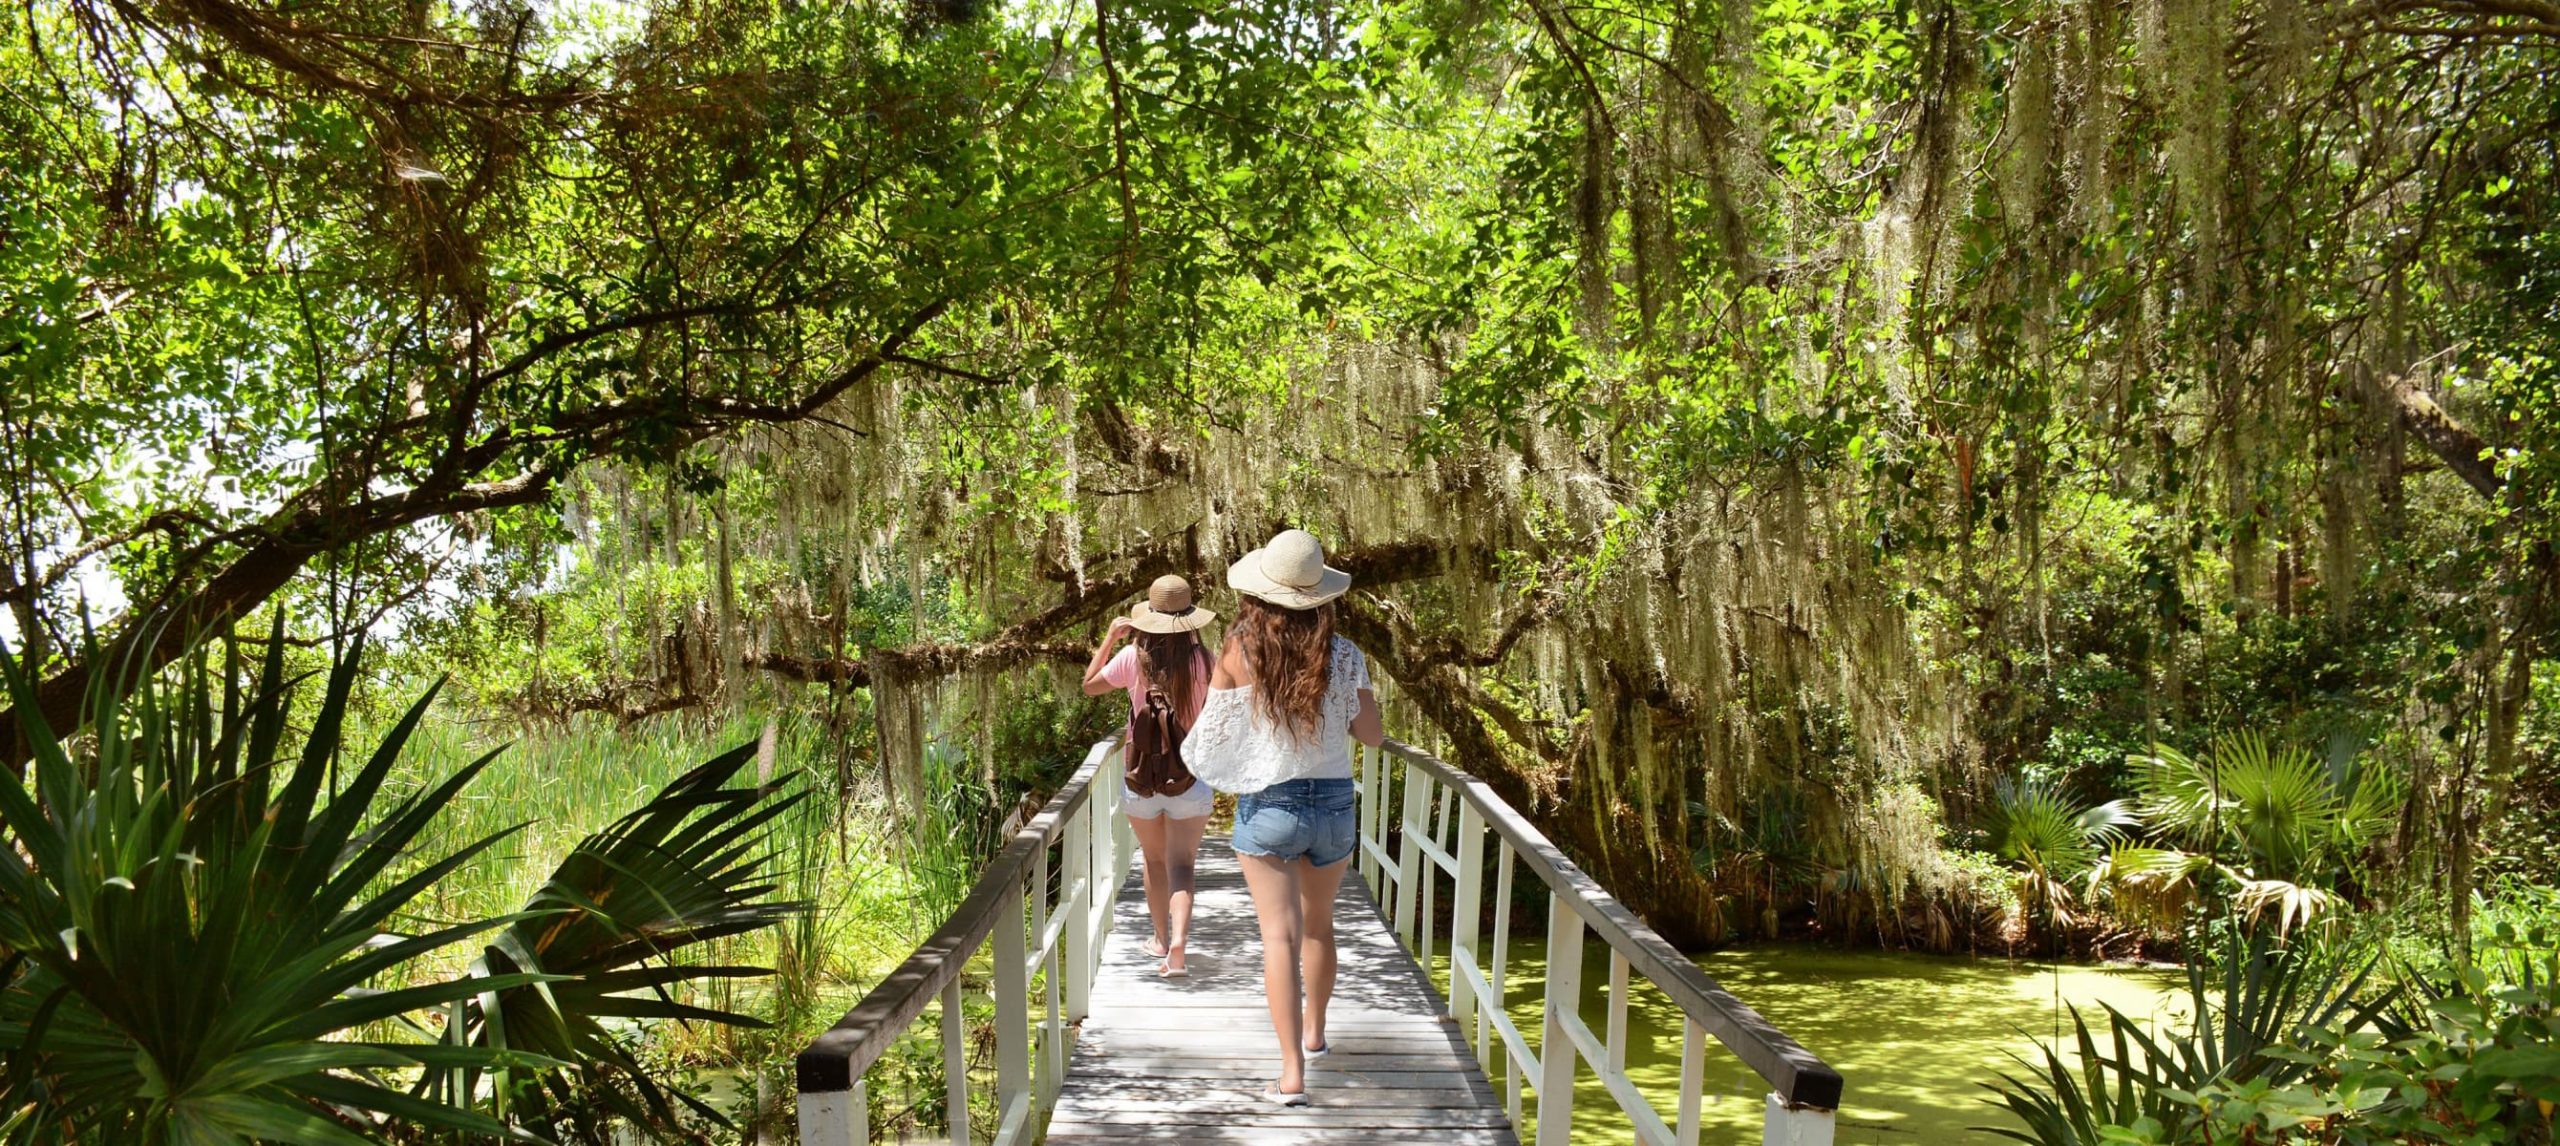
[1051,838,1518,1143]
[797,737,1841,1145]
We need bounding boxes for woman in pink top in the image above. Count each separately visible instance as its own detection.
[1082,575,1216,975]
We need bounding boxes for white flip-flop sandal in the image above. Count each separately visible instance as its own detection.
[1261,1086,1310,1107]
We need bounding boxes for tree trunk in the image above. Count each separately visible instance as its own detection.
[2379,369,2502,499]
[1341,598,1726,947]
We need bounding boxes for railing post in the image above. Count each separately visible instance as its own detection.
[1676,1020,1704,1146]
[1606,951,1630,1076]
[1033,841,1061,1102]
[1762,1093,1837,1146]
[1358,744,1383,899]
[1420,785,1449,981]
[1393,763,1428,946]
[1109,763,1136,902]
[1064,809,1092,1023]
[797,1079,866,1146]
[1450,801,1485,1032]
[1088,760,1114,1003]
[1536,890,1583,1146]
[1488,839,1515,1081]
[993,881,1030,1114]
[941,977,968,1146]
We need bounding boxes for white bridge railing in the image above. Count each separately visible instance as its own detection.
[794,731,1842,1145]
[1353,738,1845,1146]
[795,736,1131,1146]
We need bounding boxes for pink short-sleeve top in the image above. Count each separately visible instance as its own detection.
[1100,644,1213,726]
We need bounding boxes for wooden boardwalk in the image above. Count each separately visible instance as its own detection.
[797,739,1840,1146]
[1048,838,1520,1144]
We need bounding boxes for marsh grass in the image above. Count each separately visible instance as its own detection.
[358,705,1006,1132]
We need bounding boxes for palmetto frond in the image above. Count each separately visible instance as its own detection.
[1983,931,2401,1144]
[2230,877,2343,937]
[0,623,799,1144]
[2133,742,2234,848]
[2329,748,2403,856]
[1989,778,2140,929]
[1990,778,2136,883]
[2134,732,2390,887]
[2085,845,2209,933]
[0,626,545,1144]
[436,745,813,1137]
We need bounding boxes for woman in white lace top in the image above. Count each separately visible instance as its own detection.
[1180,530,1384,1106]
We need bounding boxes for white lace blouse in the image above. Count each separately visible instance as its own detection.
[1180,637,1371,794]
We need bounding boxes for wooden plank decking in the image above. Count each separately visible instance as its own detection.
[1048,838,1520,1145]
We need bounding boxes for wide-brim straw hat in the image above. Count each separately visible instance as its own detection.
[1127,574,1216,633]
[1227,529,1352,610]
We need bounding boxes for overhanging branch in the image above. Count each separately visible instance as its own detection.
[2,299,952,759]
[2382,371,2504,499]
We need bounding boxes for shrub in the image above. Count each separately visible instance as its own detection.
[1988,934,2559,1145]
[0,625,804,1143]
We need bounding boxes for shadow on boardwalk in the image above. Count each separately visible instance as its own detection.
[1048,838,1520,1144]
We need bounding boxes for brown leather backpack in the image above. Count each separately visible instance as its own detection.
[1124,654,1200,798]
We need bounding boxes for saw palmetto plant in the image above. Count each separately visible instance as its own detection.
[2132,733,2402,934]
[1981,930,2400,1146]
[0,622,805,1144]
[1986,777,2139,936]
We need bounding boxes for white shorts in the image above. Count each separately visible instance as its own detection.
[1123,781,1213,820]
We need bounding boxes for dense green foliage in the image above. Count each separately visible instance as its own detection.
[1988,929,2559,1144]
[7,0,2555,941]
[0,0,1370,734]
[1987,934,2401,1144]
[0,628,804,1142]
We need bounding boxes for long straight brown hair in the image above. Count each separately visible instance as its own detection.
[1131,629,1205,721]
[1230,596,1334,742]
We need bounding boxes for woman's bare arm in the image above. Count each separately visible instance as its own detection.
[1351,688,1384,748]
[1082,617,1134,695]
[1210,637,1248,689]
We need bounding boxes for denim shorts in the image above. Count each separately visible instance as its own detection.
[1231,778,1358,868]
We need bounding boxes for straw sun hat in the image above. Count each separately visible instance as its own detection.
[1226,529,1353,610]
[1126,574,1217,634]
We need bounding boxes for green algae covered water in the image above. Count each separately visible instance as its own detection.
[1459,942,2189,1144]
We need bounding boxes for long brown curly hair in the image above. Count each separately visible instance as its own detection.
[1230,596,1334,742]
[1131,630,1204,721]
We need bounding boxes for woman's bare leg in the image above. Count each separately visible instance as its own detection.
[1238,852,1308,1094]
[1296,856,1351,1053]
[1161,812,1208,972]
[1128,812,1172,954]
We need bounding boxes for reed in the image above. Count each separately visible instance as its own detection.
[361,703,1013,1133]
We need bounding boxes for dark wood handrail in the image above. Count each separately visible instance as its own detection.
[794,736,1117,1093]
[1378,738,1847,1110]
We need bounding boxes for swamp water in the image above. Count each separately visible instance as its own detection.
[1468,942,2189,1144]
